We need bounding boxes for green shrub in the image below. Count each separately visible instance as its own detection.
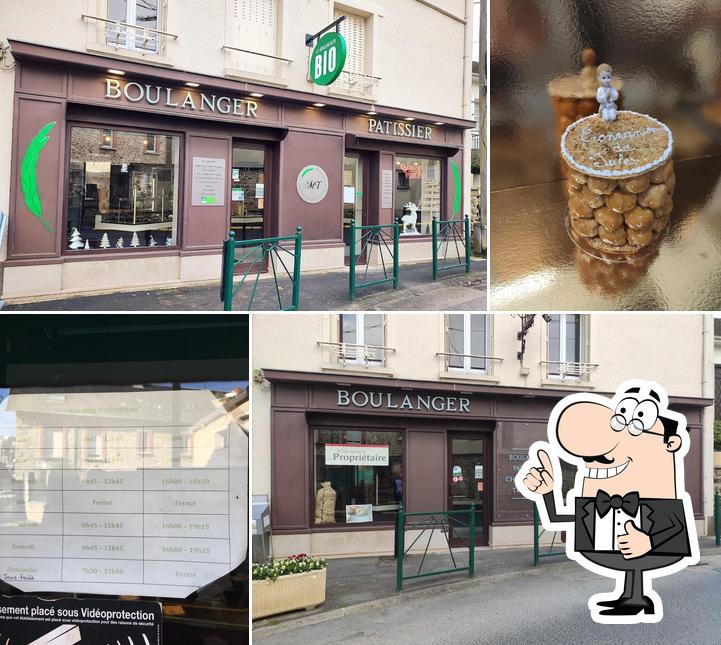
[714,419,721,451]
[252,554,327,582]
[471,149,481,175]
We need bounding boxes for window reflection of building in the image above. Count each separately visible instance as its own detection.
[394,156,441,235]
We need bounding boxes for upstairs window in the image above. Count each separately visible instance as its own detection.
[547,314,587,380]
[446,314,488,373]
[107,0,161,53]
[339,314,385,365]
[335,8,367,76]
[228,0,278,76]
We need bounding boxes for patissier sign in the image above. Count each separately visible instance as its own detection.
[368,118,433,140]
[104,78,259,118]
[0,390,248,599]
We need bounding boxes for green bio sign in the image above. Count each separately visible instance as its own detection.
[310,31,347,86]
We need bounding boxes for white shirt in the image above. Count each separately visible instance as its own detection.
[595,506,641,551]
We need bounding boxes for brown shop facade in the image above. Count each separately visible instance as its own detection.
[264,370,710,558]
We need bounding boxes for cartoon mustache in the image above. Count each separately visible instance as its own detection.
[582,454,614,464]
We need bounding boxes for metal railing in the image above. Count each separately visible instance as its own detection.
[349,221,400,300]
[436,352,503,374]
[221,228,302,311]
[316,341,396,366]
[332,70,381,97]
[471,131,480,149]
[395,507,475,592]
[432,216,471,280]
[82,14,178,55]
[221,45,293,64]
[533,505,566,566]
[540,360,599,382]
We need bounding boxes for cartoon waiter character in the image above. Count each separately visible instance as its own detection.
[516,380,699,624]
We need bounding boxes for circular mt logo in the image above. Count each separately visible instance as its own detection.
[296,165,329,204]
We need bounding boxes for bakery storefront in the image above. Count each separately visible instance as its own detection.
[264,370,709,557]
[3,41,472,300]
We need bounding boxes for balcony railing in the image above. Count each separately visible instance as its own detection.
[437,351,503,374]
[223,44,292,79]
[331,70,381,98]
[541,360,599,382]
[471,131,480,149]
[317,341,395,367]
[82,14,178,55]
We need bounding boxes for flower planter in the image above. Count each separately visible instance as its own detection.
[252,567,327,619]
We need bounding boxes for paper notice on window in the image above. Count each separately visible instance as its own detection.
[191,157,226,206]
[343,186,356,204]
[381,170,393,209]
[346,504,373,523]
[325,444,389,466]
[0,390,247,599]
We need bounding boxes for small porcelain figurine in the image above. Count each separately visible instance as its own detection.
[401,202,420,235]
[596,63,618,122]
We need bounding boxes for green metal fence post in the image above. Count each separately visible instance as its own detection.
[464,215,471,274]
[292,226,302,310]
[469,505,476,578]
[431,217,438,280]
[396,508,405,592]
[222,232,236,311]
[393,219,400,289]
[349,221,357,301]
[715,490,720,546]
[533,505,540,566]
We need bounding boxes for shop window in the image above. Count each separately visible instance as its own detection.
[339,313,385,364]
[67,126,180,251]
[547,314,588,380]
[335,8,367,76]
[313,428,403,525]
[228,0,278,76]
[446,314,489,373]
[107,0,161,53]
[231,144,266,241]
[394,156,441,235]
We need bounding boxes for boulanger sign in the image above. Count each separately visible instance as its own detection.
[336,389,471,413]
[368,118,433,140]
[104,78,259,117]
[325,443,389,466]
[296,165,329,203]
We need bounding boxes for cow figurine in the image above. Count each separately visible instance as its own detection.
[401,202,420,235]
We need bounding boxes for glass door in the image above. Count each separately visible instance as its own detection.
[448,435,488,547]
[343,155,366,263]
[231,144,266,242]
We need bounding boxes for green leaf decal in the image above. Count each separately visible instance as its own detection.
[21,120,57,233]
[451,159,461,216]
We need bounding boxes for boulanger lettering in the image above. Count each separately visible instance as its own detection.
[368,118,432,140]
[104,79,258,118]
[336,389,470,413]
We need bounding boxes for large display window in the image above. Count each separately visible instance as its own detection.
[313,427,403,525]
[394,156,442,235]
[66,127,180,252]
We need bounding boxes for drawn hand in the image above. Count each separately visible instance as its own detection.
[619,521,652,559]
[521,449,555,496]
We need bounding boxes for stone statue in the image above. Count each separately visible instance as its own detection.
[314,481,337,525]
[596,63,618,122]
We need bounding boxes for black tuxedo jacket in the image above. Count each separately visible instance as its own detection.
[543,493,691,556]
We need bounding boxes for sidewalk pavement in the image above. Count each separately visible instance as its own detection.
[4,259,486,311]
[253,536,721,638]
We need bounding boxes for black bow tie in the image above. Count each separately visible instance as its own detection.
[595,490,640,518]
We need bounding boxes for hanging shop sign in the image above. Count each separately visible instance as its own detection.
[368,118,433,140]
[0,596,161,645]
[104,78,259,117]
[0,390,247,599]
[309,31,347,86]
[336,389,471,413]
[325,443,389,466]
[296,165,329,203]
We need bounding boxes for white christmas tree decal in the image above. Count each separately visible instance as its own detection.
[116,236,124,248]
[99,232,110,248]
[130,231,140,247]
[84,239,90,250]
[165,236,173,246]
[68,227,83,250]
[148,235,157,247]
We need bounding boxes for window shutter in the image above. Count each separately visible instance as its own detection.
[230,0,277,75]
[335,9,366,75]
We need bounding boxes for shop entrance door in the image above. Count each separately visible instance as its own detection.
[343,154,368,264]
[231,143,267,243]
[447,434,489,547]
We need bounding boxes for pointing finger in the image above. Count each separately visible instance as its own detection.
[537,449,553,473]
